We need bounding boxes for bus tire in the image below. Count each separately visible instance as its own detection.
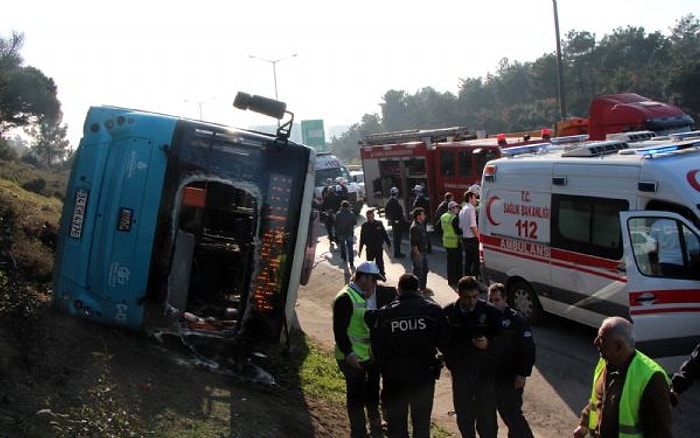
[508,280,543,324]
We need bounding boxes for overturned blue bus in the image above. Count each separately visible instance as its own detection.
[53,93,318,355]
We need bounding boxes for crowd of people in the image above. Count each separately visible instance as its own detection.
[326,185,698,438]
[333,264,536,438]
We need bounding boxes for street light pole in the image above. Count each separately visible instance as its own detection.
[552,0,567,120]
[248,53,298,101]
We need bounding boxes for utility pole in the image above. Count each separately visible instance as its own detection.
[553,0,567,120]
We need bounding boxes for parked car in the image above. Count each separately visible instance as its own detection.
[350,170,366,201]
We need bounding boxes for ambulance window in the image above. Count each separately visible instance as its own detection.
[458,151,473,178]
[440,151,455,176]
[552,195,628,260]
[638,217,700,280]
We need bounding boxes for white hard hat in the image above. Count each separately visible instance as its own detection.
[390,186,399,195]
[413,184,423,192]
[468,184,481,196]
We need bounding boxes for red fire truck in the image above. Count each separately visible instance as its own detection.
[360,127,549,217]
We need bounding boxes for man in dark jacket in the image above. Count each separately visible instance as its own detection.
[322,180,341,243]
[412,185,432,253]
[410,207,430,291]
[335,200,357,267]
[434,192,454,238]
[443,276,501,438]
[384,187,406,258]
[358,208,392,277]
[488,283,536,438]
[368,273,450,438]
[670,341,700,406]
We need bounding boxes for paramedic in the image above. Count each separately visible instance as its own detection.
[459,189,480,278]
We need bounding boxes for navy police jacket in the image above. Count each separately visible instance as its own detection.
[368,291,449,382]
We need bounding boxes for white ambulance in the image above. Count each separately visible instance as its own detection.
[479,133,700,357]
[313,152,363,214]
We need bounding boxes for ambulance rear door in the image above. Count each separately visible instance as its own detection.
[620,210,700,357]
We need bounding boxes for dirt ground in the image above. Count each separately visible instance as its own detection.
[0,283,351,437]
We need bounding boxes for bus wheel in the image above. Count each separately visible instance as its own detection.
[508,281,543,324]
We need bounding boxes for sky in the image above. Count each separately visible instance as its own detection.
[2,0,697,147]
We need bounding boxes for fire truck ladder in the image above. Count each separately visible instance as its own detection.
[361,127,472,146]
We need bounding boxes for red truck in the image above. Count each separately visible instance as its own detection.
[557,93,695,140]
[359,127,548,217]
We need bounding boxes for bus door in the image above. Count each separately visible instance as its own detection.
[620,210,700,357]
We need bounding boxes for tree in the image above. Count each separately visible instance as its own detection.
[0,32,61,134]
[25,116,71,167]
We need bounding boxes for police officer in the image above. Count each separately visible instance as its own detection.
[443,275,501,438]
[368,273,449,438]
[488,283,536,438]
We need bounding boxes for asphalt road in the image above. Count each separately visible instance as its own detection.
[295,208,700,437]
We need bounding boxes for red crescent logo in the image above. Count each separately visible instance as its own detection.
[486,196,501,226]
[687,169,700,193]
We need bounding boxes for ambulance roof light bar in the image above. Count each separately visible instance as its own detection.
[634,139,700,157]
[606,131,657,143]
[669,130,700,141]
[561,141,629,157]
[500,143,550,157]
[549,134,589,145]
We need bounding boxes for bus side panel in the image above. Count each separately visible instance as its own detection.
[85,137,167,327]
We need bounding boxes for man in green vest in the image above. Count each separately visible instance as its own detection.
[333,261,387,438]
[573,316,672,438]
[440,201,463,289]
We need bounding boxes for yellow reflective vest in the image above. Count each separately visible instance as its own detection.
[587,351,669,437]
[333,284,371,362]
[440,211,460,249]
